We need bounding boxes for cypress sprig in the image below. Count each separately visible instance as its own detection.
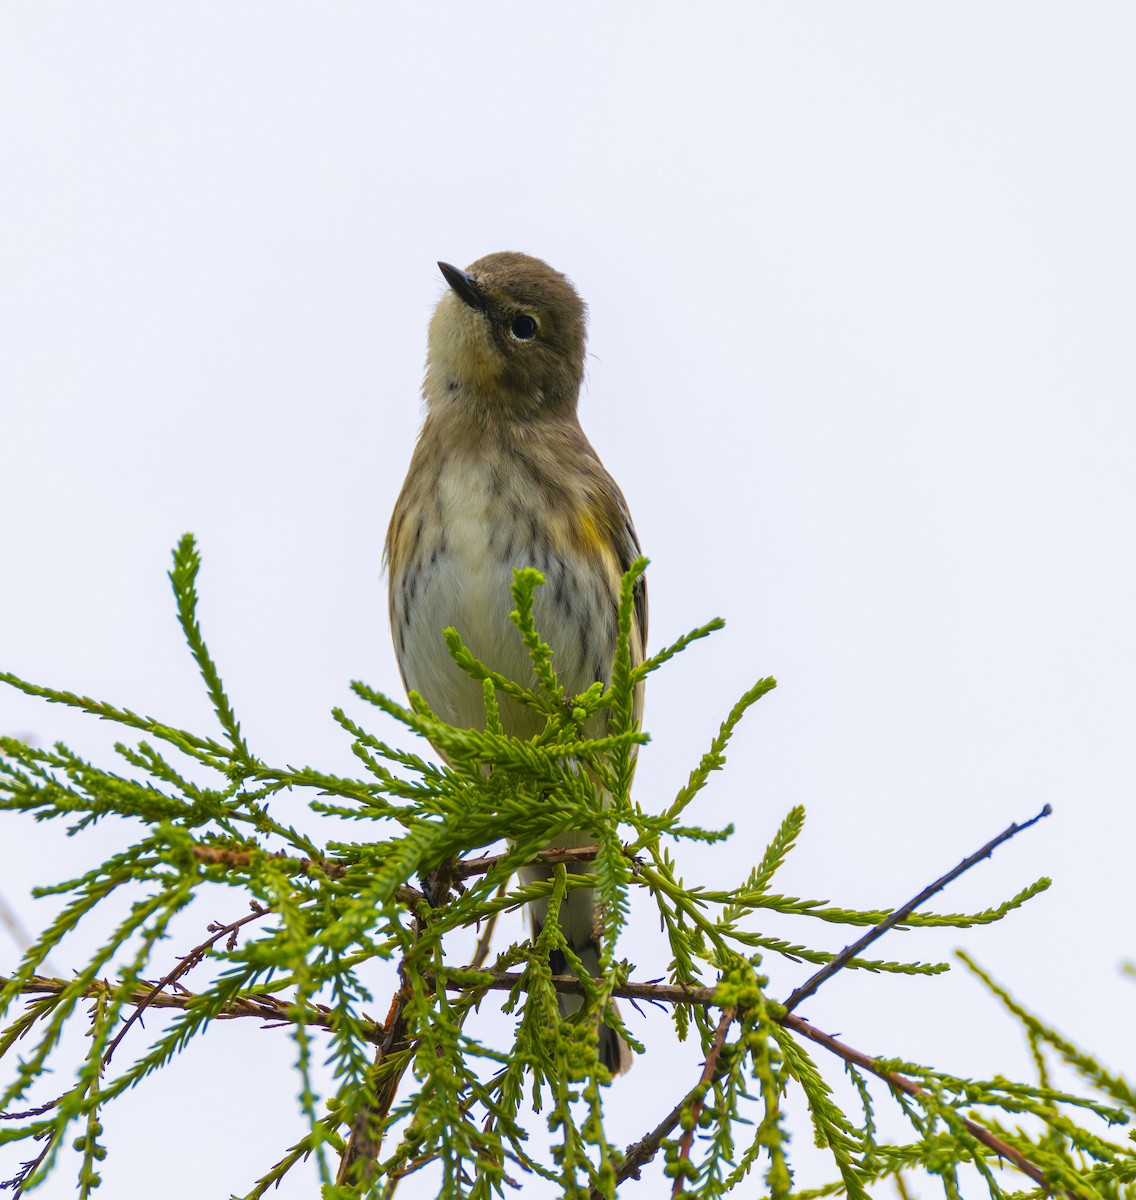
[960,951,1136,1113]
[168,532,251,760]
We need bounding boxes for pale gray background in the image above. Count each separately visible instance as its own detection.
[1,4,1133,1196]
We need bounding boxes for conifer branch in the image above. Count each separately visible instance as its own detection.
[191,845,429,907]
[191,843,354,878]
[595,1078,700,1194]
[4,970,715,1027]
[586,1002,1072,1198]
[779,1012,1067,1197]
[0,970,1086,1198]
[189,841,610,886]
[2,1120,53,1193]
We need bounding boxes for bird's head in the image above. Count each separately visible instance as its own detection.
[425,252,587,418]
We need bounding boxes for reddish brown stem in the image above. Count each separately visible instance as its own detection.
[670,1008,736,1197]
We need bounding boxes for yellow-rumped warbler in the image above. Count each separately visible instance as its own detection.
[385,252,646,1074]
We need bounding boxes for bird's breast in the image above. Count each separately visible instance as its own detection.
[390,454,619,738]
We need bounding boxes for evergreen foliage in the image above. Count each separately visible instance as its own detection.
[0,537,1131,1198]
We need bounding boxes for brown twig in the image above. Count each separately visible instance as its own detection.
[191,843,351,878]
[3,908,383,1171]
[3,1127,54,1193]
[781,804,1052,1014]
[334,972,416,1189]
[593,1003,1067,1198]
[590,1061,715,1196]
[4,974,376,1040]
[190,845,427,906]
[2,991,114,1195]
[590,804,1062,1197]
[102,904,270,1066]
[670,1008,736,1197]
[6,969,710,1021]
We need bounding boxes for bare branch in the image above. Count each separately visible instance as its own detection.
[781,804,1052,1014]
[335,972,416,1189]
[468,879,509,971]
[102,905,270,1066]
[0,892,36,956]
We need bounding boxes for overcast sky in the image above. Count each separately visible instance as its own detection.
[2,5,1134,1197]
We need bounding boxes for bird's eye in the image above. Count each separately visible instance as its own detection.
[511,314,537,340]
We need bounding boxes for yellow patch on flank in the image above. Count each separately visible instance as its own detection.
[573,510,607,556]
[554,506,621,583]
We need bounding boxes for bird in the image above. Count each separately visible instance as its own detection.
[385,252,646,1075]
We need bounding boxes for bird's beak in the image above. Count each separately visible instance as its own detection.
[438,261,486,311]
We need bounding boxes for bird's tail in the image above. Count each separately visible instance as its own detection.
[520,858,633,1076]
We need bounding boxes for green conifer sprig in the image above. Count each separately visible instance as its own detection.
[0,537,1124,1199]
[960,952,1136,1115]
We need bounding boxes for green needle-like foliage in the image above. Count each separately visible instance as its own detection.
[0,536,1128,1199]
